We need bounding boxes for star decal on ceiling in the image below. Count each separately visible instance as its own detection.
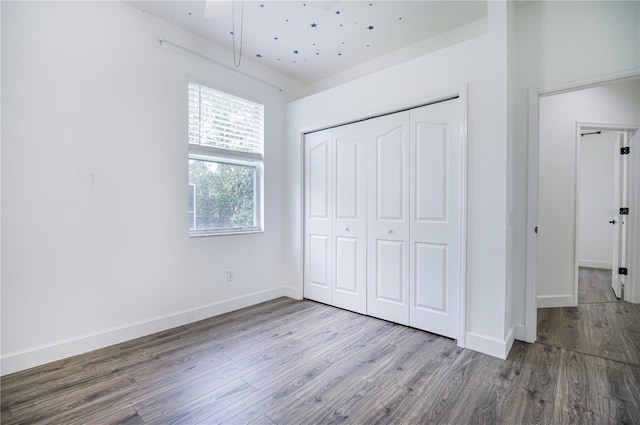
[310,23,317,28]
[293,50,299,54]
[256,54,262,58]
[367,25,375,30]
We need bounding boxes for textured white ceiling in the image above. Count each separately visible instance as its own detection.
[128,1,487,84]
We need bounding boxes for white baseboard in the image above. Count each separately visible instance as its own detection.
[578,260,612,270]
[1,287,294,376]
[282,285,301,300]
[537,294,575,308]
[465,332,511,360]
[505,325,516,356]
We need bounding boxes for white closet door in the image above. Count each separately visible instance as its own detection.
[409,99,462,339]
[333,122,368,314]
[304,129,333,304]
[367,112,411,325]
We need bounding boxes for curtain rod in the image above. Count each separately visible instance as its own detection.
[158,38,288,94]
[580,130,601,137]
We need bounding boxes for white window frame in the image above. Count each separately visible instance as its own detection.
[188,83,264,236]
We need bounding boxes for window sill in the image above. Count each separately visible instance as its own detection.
[189,229,264,238]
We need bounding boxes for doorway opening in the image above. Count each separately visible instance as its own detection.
[532,84,640,364]
[576,126,637,303]
[525,74,640,345]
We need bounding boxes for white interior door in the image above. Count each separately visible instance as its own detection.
[332,122,367,314]
[611,132,628,299]
[366,112,411,325]
[409,99,462,339]
[626,130,639,303]
[304,129,333,304]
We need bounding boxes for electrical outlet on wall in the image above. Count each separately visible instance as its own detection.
[226,270,234,282]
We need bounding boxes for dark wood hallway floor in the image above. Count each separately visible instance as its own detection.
[537,267,640,365]
[2,295,640,424]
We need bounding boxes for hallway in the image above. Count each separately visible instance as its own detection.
[537,267,640,365]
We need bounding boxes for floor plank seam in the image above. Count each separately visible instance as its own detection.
[240,377,260,392]
[263,412,279,425]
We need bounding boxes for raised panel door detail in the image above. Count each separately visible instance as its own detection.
[377,127,405,221]
[409,99,461,339]
[304,130,332,305]
[376,240,405,303]
[332,122,367,315]
[336,139,359,220]
[309,141,329,219]
[309,235,329,288]
[416,123,448,222]
[415,243,447,312]
[367,112,410,326]
[335,237,358,294]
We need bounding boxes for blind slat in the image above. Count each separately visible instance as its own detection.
[188,82,264,156]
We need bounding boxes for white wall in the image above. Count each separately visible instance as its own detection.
[536,79,640,307]
[1,1,298,375]
[578,132,616,269]
[512,1,640,324]
[286,2,511,358]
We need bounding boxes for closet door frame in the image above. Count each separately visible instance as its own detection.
[300,86,468,348]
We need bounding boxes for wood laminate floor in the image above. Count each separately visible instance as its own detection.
[537,267,640,365]
[2,296,640,424]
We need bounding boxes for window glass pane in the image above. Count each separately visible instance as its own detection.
[188,159,256,231]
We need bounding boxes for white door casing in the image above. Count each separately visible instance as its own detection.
[409,100,462,339]
[366,111,411,326]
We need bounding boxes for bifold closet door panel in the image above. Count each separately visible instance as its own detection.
[333,122,367,314]
[366,111,411,325]
[409,99,462,339]
[304,129,333,304]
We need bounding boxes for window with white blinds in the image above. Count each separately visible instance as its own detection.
[188,82,264,236]
[188,82,264,160]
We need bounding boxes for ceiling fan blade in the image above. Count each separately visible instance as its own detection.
[313,1,338,12]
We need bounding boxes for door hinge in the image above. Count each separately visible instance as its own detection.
[619,267,628,275]
[620,207,629,215]
[621,146,630,155]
